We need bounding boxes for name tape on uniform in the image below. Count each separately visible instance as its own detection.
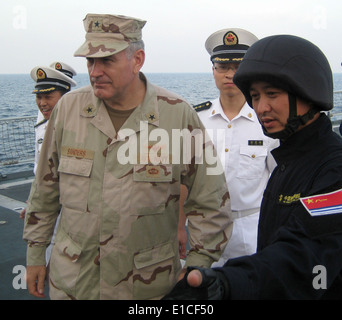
[248,140,263,146]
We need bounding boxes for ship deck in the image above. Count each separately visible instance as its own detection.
[0,170,49,299]
[0,114,341,300]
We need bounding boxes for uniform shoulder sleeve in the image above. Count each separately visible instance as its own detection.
[193,101,212,113]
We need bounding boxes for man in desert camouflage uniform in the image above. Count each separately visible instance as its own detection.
[23,13,232,300]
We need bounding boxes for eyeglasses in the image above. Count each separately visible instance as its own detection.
[214,64,239,74]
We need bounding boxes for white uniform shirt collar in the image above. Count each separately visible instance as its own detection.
[209,98,256,122]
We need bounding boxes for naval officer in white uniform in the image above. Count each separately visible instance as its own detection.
[194,29,278,265]
[20,63,76,219]
[31,62,77,174]
[27,62,77,263]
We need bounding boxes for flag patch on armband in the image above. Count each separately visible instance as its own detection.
[300,189,342,216]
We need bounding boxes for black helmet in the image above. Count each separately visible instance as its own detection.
[234,35,333,140]
[233,35,333,139]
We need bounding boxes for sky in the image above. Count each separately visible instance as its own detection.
[1,0,341,74]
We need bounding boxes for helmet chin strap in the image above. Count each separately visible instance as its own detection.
[262,93,318,141]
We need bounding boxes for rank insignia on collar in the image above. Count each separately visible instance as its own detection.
[82,104,96,117]
[193,101,212,112]
[146,112,158,123]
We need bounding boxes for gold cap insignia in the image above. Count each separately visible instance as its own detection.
[36,68,46,80]
[224,31,238,46]
[55,62,62,71]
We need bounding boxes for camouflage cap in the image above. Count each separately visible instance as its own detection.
[74,14,146,58]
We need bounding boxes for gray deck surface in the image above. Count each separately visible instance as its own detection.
[0,171,49,300]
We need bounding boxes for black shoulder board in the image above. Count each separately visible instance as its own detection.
[34,118,48,128]
[193,101,212,113]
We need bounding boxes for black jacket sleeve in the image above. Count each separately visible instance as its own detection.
[218,201,342,299]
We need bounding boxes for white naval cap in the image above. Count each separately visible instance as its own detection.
[205,28,258,63]
[30,65,77,94]
[50,61,77,79]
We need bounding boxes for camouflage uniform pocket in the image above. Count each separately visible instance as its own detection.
[49,228,82,297]
[129,164,173,214]
[58,156,93,211]
[132,241,178,299]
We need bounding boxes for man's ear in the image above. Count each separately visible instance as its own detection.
[133,49,145,74]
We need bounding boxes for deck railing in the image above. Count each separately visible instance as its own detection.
[0,91,342,173]
[331,115,342,134]
[0,116,36,169]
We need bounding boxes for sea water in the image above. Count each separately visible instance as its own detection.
[1,73,342,119]
[0,73,341,174]
[0,73,219,119]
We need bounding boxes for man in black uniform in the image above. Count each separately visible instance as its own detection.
[163,35,342,299]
